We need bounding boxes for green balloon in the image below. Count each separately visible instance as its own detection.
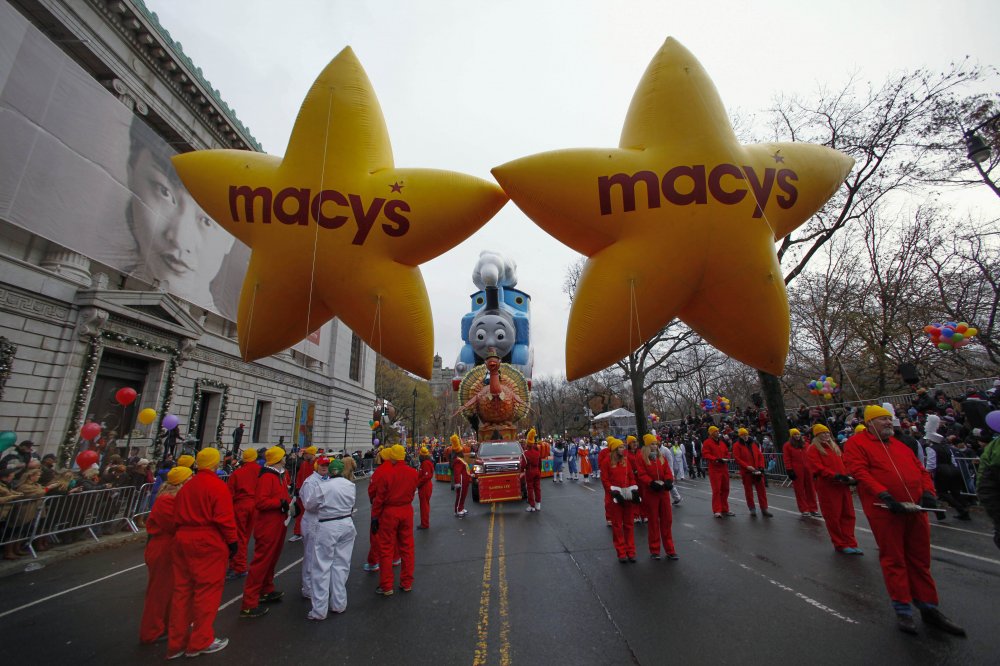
[951,332,964,342]
[0,431,16,452]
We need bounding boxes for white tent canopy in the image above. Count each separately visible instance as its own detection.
[591,408,636,438]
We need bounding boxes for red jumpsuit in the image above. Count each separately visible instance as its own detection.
[598,448,612,523]
[417,458,434,528]
[783,440,819,514]
[702,437,731,514]
[227,462,259,574]
[844,431,938,605]
[626,447,647,521]
[733,439,768,512]
[366,461,397,567]
[292,458,314,536]
[634,454,676,557]
[241,467,290,610]
[523,446,542,508]
[806,444,858,550]
[452,452,472,513]
[140,493,177,643]
[168,470,237,656]
[603,457,637,558]
[374,461,419,591]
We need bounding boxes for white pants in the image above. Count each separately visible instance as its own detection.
[670,485,682,503]
[308,519,357,619]
[300,513,318,597]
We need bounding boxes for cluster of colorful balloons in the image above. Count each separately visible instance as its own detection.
[648,412,660,424]
[700,398,714,412]
[807,376,840,400]
[369,420,381,430]
[924,322,978,351]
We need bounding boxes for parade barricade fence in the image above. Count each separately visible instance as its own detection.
[698,454,790,485]
[2,486,140,558]
[953,457,979,496]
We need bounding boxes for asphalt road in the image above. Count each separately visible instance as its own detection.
[0,474,996,665]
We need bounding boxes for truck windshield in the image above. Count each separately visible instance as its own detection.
[477,442,522,457]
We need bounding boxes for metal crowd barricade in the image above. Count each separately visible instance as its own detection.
[953,457,979,496]
[3,486,139,558]
[131,482,156,521]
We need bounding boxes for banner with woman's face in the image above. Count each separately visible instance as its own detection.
[0,2,328,357]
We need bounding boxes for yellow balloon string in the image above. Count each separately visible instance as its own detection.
[243,282,259,363]
[302,88,336,348]
[628,279,643,358]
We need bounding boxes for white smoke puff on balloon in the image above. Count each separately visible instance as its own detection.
[472,251,518,289]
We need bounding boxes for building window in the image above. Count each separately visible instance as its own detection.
[253,400,272,443]
[349,333,362,381]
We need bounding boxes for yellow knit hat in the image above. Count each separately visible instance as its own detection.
[708,426,719,435]
[526,428,537,444]
[863,405,893,422]
[738,428,749,437]
[196,447,220,470]
[241,448,258,462]
[854,424,866,433]
[625,435,637,444]
[166,466,193,485]
[608,437,623,451]
[450,434,462,451]
[811,424,830,436]
[176,454,195,469]
[383,445,406,462]
[789,428,800,436]
[642,433,657,447]
[265,446,286,465]
[304,446,317,455]
[419,446,430,456]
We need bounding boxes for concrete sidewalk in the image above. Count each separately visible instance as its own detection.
[0,529,145,579]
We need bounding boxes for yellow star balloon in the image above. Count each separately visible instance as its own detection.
[172,47,508,378]
[493,38,853,380]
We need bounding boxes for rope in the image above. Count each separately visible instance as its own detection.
[302,89,335,348]
[628,279,642,358]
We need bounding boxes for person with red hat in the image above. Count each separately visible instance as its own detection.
[226,448,260,579]
[139,466,191,644]
[733,428,772,517]
[373,445,418,596]
[844,405,965,637]
[806,424,861,554]
[634,434,678,560]
[240,446,291,619]
[416,446,434,529]
[167,448,236,659]
[702,426,733,517]
[783,428,819,517]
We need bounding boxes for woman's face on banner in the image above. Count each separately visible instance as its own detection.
[129,147,232,297]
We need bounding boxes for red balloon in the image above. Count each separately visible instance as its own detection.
[80,421,102,440]
[75,449,99,470]
[115,387,137,406]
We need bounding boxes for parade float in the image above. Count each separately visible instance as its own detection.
[452,252,534,503]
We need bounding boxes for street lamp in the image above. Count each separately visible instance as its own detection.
[964,112,999,165]
[342,408,349,456]
[411,386,417,448]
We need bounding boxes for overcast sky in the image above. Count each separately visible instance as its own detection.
[143,0,1000,379]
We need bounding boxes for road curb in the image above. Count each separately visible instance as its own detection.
[0,530,146,580]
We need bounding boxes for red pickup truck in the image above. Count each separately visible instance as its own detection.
[470,440,526,503]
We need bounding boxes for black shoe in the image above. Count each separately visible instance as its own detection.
[723,511,735,517]
[618,557,628,563]
[260,590,284,604]
[666,553,680,561]
[956,512,971,521]
[240,606,269,619]
[627,556,637,563]
[650,553,662,560]
[897,614,918,635]
[919,608,967,637]
[762,510,774,517]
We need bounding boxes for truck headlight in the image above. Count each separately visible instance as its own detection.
[473,464,484,474]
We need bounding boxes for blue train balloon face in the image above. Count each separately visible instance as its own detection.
[470,311,516,361]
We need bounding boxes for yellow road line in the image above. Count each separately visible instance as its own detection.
[473,504,497,666]
[498,507,511,666]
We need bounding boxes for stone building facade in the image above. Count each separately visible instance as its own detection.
[0,0,376,462]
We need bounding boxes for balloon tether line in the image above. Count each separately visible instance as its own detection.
[243,282,259,362]
[301,89,335,349]
[628,279,643,358]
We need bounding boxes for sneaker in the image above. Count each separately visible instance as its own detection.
[801,512,811,518]
[167,651,185,660]
[526,506,535,512]
[618,557,628,563]
[260,590,284,603]
[810,512,822,517]
[723,511,735,517]
[919,607,966,636]
[363,562,380,572]
[762,510,774,518]
[185,637,229,657]
[666,553,680,561]
[749,509,757,517]
[672,499,681,505]
[650,553,662,560]
[225,570,247,581]
[240,606,269,619]
[400,586,412,593]
[536,503,541,510]
[607,521,613,527]
[714,512,723,518]
[416,525,428,530]
[897,614,918,635]
[627,556,637,563]
[458,510,468,517]
[392,559,401,567]
[288,534,303,542]
[376,587,394,597]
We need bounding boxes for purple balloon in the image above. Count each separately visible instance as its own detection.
[986,410,1000,433]
[162,413,179,430]
[373,438,380,446]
